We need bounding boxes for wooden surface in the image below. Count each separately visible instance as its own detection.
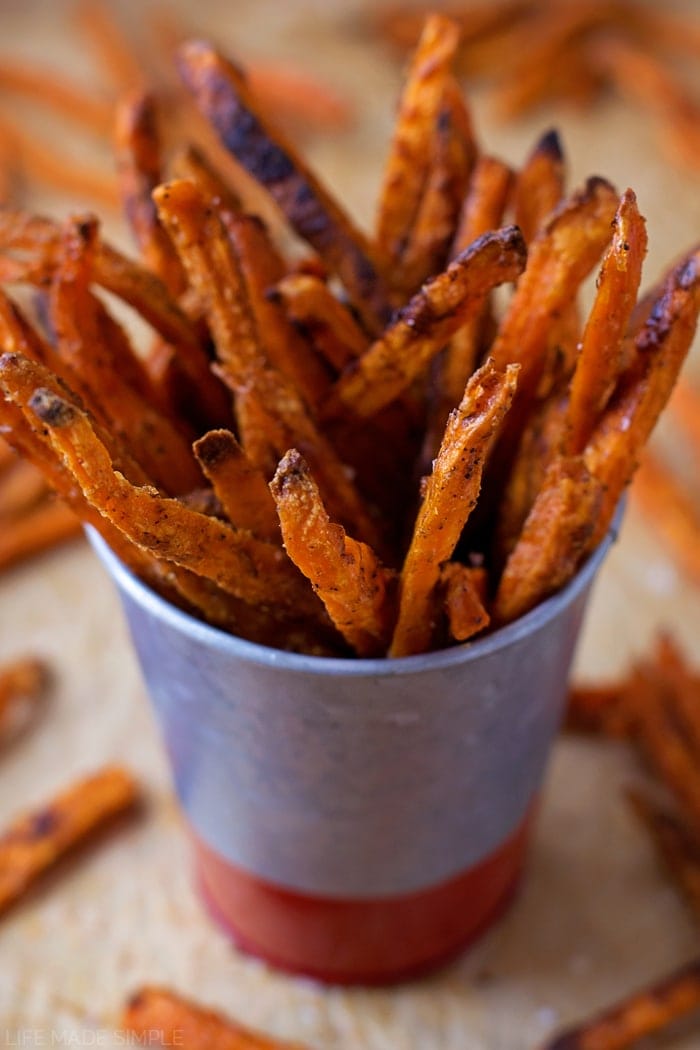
[0,1,699,1047]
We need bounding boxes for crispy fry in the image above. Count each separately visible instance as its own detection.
[631,453,700,585]
[178,40,393,334]
[272,273,367,372]
[115,91,185,295]
[375,15,461,272]
[155,178,381,548]
[0,766,139,917]
[584,249,700,546]
[122,986,308,1050]
[441,562,490,642]
[0,656,50,739]
[628,790,700,923]
[493,456,603,626]
[234,389,280,478]
[540,956,700,1050]
[569,190,648,453]
[390,361,518,657]
[13,382,318,618]
[170,143,242,215]
[329,226,526,419]
[513,128,566,244]
[271,450,394,657]
[193,429,279,542]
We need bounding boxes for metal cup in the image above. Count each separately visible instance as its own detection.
[89,518,618,984]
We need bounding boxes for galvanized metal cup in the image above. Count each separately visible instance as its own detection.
[89,520,619,984]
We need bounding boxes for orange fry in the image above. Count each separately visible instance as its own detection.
[375,15,461,271]
[541,956,700,1050]
[0,498,81,573]
[122,986,308,1050]
[178,40,393,334]
[493,456,603,626]
[193,429,279,543]
[670,377,700,466]
[584,248,700,546]
[74,0,146,92]
[154,178,381,548]
[0,766,139,917]
[0,656,50,739]
[0,460,47,520]
[632,453,700,585]
[513,128,566,243]
[0,62,112,134]
[329,225,526,419]
[441,562,490,643]
[247,60,355,132]
[568,189,648,452]
[272,273,368,372]
[270,450,395,657]
[390,361,518,657]
[170,143,243,215]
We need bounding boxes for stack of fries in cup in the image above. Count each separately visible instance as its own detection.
[0,14,696,663]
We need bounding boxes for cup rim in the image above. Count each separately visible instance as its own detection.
[87,503,622,677]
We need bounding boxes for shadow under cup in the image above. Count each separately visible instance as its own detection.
[89,518,619,985]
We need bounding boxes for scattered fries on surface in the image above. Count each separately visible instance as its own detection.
[375,0,700,173]
[0,16,696,659]
[122,987,308,1050]
[0,766,139,917]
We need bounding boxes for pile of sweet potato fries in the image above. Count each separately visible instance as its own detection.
[0,14,697,660]
[376,0,700,172]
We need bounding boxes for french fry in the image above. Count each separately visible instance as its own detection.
[0,62,112,135]
[170,142,242,215]
[193,429,279,542]
[513,128,566,243]
[114,91,186,295]
[540,956,700,1050]
[122,986,308,1050]
[375,14,461,272]
[628,790,700,923]
[270,450,394,657]
[178,40,393,334]
[328,225,526,419]
[631,453,700,585]
[493,456,603,626]
[670,376,700,466]
[0,460,49,521]
[234,388,280,478]
[568,189,648,453]
[154,178,382,549]
[0,498,81,573]
[390,361,518,657]
[0,656,50,739]
[0,766,139,917]
[565,682,630,737]
[441,562,490,642]
[584,248,700,546]
[74,0,146,92]
[12,382,319,618]
[272,273,368,371]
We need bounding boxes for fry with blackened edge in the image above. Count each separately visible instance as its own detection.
[0,766,139,916]
[390,361,518,657]
[178,39,393,334]
[328,225,526,419]
[270,450,395,657]
[193,429,279,542]
[493,456,603,626]
[568,189,647,453]
[540,956,700,1050]
[513,128,565,243]
[122,986,309,1050]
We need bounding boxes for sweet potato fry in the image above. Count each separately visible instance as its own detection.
[170,142,242,215]
[0,765,139,917]
[375,15,461,272]
[0,656,50,739]
[329,225,526,419]
[565,682,630,737]
[670,376,700,467]
[0,498,81,573]
[13,383,318,618]
[270,450,394,657]
[122,986,308,1050]
[0,62,112,135]
[234,388,280,478]
[155,178,381,548]
[629,790,700,924]
[115,91,186,295]
[513,128,566,243]
[246,60,355,133]
[568,189,648,453]
[493,456,603,626]
[193,429,279,542]
[0,460,49,521]
[584,248,700,546]
[441,562,490,642]
[390,361,518,657]
[272,273,367,371]
[178,40,393,334]
[74,0,145,91]
[397,75,477,293]
[632,453,700,585]
[540,956,700,1050]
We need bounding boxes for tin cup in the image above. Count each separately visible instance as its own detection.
[89,518,619,985]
